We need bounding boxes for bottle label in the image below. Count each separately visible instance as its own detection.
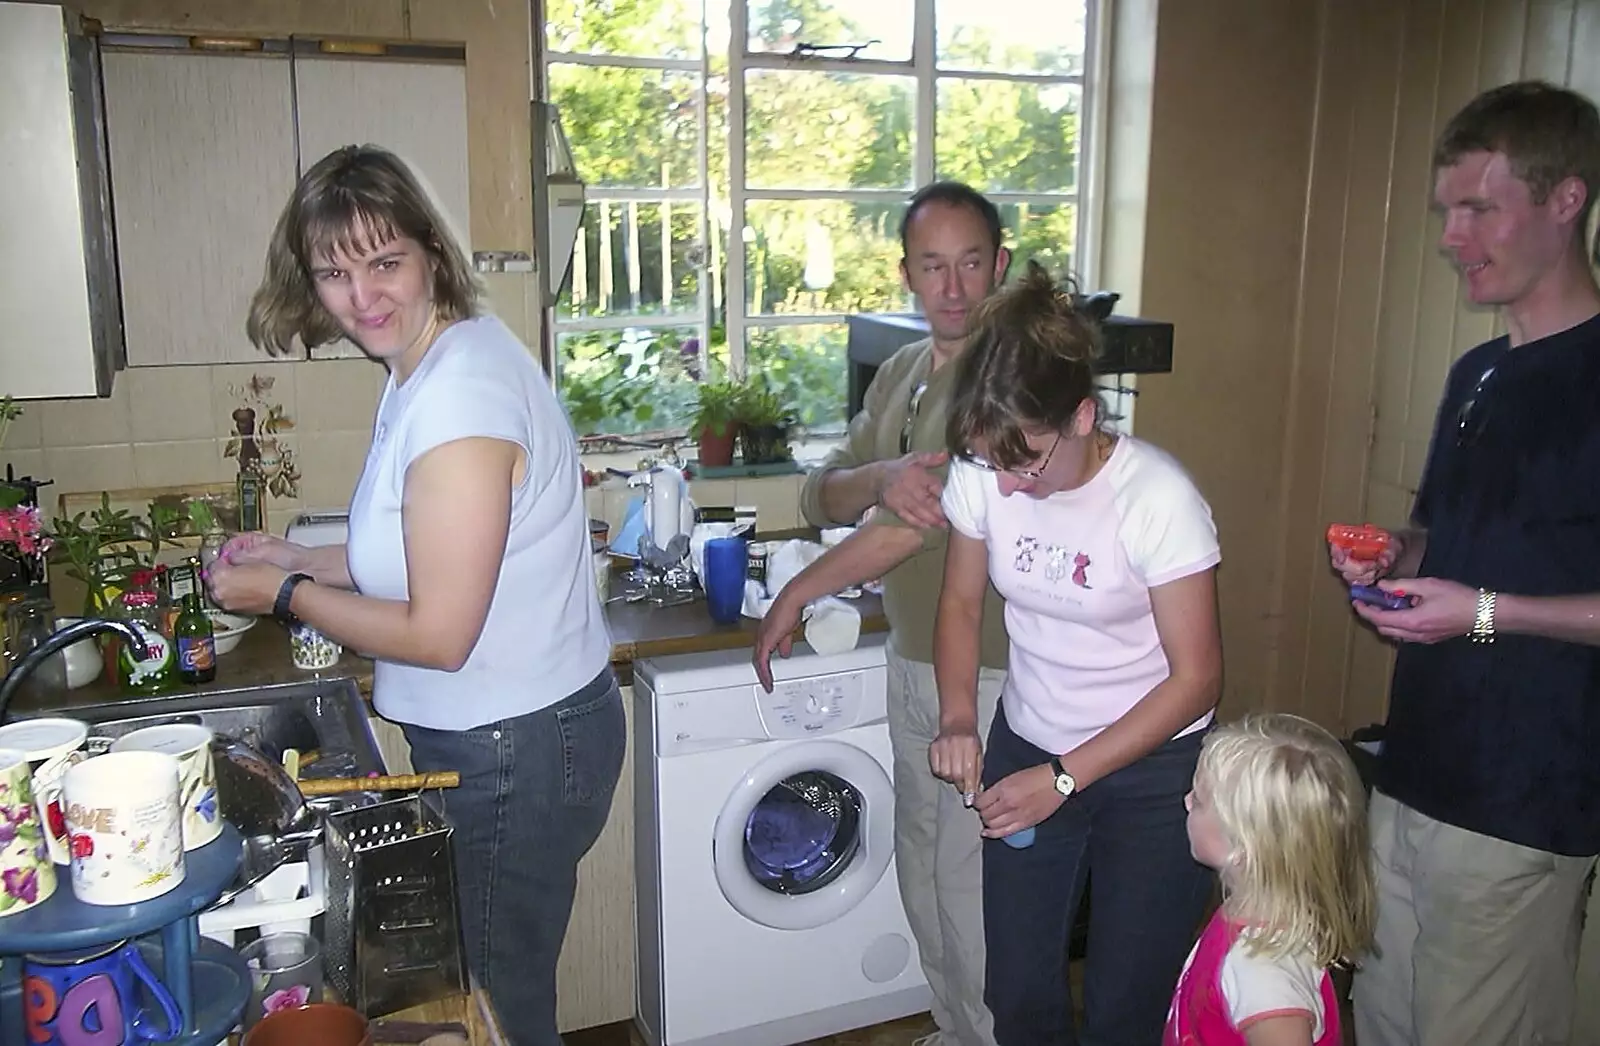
[121,622,173,687]
[178,635,216,674]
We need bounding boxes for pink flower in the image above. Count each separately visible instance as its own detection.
[262,984,311,1014]
[0,506,50,556]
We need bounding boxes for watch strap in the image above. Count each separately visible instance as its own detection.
[274,572,312,623]
[1050,755,1076,796]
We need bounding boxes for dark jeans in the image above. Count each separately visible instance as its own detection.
[982,706,1212,1046]
[403,667,625,1046]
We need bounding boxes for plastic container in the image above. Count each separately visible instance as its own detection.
[198,845,327,949]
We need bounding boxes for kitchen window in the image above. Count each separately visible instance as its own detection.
[540,0,1101,441]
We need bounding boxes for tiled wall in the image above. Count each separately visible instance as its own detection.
[2,358,385,536]
[3,357,815,539]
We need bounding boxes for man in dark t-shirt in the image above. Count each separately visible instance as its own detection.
[1330,82,1600,1046]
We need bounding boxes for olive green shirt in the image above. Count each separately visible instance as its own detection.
[800,338,1009,669]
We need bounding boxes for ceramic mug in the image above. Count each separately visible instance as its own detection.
[241,1003,371,1046]
[240,931,324,1029]
[0,747,56,916]
[62,751,185,905]
[0,717,89,865]
[22,940,183,1045]
[111,724,222,851]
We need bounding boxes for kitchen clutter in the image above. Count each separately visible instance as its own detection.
[0,709,468,1043]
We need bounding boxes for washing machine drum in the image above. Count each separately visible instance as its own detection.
[742,771,862,894]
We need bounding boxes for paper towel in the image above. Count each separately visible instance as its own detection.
[803,596,861,655]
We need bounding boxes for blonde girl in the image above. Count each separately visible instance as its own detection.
[1166,714,1376,1046]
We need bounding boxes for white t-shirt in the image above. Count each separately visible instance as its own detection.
[1176,935,1329,1039]
[941,436,1220,755]
[346,315,612,730]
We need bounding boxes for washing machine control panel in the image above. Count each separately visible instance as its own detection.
[757,670,865,738]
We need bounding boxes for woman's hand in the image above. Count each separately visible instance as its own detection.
[973,764,1065,839]
[220,532,307,572]
[205,559,289,617]
[929,726,984,798]
[1329,535,1402,587]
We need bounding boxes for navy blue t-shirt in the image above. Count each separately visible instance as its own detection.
[1378,312,1600,857]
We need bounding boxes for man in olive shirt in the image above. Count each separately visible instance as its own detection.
[754,182,1011,1046]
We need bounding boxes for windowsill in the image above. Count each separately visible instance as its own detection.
[578,432,846,482]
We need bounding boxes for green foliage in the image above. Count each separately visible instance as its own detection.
[690,379,741,438]
[549,0,1082,437]
[48,494,183,612]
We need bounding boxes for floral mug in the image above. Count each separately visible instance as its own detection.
[0,747,56,916]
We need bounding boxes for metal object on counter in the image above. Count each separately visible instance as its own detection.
[322,793,468,1017]
[207,732,326,909]
[0,617,148,721]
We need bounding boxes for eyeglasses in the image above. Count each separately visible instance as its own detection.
[1455,364,1498,447]
[960,431,1064,480]
[900,380,929,455]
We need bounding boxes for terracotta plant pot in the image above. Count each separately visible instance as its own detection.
[242,1003,371,1046]
[697,424,737,468]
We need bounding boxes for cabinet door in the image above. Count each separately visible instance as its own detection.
[292,56,470,360]
[102,51,298,366]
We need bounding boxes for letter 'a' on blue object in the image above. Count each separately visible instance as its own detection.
[1002,826,1036,849]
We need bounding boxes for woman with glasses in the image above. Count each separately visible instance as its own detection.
[928,262,1224,1045]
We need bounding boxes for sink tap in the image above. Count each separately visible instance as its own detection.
[0,619,149,723]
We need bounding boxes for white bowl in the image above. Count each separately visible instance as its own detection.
[204,610,257,655]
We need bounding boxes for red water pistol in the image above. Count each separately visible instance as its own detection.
[1325,523,1392,561]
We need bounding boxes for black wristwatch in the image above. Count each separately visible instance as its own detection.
[274,572,313,624]
[1050,756,1077,798]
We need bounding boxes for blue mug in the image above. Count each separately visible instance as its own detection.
[23,939,183,1045]
[702,537,748,625]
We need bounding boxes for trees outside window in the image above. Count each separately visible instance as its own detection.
[544,0,1093,437]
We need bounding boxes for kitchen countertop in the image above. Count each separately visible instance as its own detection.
[12,583,888,714]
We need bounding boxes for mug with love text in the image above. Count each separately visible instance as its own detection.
[62,751,185,906]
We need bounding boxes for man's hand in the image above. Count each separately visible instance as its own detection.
[1329,536,1402,587]
[876,450,949,530]
[753,592,804,692]
[973,764,1065,839]
[1355,576,1476,644]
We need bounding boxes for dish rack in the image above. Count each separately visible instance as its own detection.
[197,843,328,948]
[321,793,468,1017]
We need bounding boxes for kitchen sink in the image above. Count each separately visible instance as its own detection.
[14,678,387,779]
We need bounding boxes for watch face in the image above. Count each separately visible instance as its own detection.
[1055,772,1076,797]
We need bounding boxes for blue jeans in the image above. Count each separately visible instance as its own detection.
[982,706,1212,1046]
[403,667,625,1046]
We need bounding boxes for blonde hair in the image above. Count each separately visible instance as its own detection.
[247,145,481,356]
[1197,713,1376,967]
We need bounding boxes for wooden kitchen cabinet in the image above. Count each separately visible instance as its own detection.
[101,49,298,367]
[366,691,638,1033]
[291,54,471,360]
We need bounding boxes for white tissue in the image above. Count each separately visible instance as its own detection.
[804,596,861,655]
[690,521,756,582]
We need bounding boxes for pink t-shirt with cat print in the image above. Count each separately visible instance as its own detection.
[942,436,1220,756]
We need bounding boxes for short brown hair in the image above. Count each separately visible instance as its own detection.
[945,261,1102,470]
[1434,80,1600,260]
[247,145,481,356]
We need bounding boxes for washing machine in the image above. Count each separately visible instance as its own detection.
[633,634,929,1046]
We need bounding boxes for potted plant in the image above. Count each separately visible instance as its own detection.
[689,379,741,468]
[735,384,794,466]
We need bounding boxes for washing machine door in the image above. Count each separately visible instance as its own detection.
[712,738,894,931]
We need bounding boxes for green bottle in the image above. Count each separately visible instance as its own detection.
[118,570,178,695]
[175,580,216,685]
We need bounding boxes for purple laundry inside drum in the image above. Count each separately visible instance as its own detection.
[744,791,840,884]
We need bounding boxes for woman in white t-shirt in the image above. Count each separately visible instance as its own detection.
[929,263,1224,1045]
[207,146,621,1046]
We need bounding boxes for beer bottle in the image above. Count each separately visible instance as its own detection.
[174,580,217,685]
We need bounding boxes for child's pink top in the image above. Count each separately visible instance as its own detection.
[1164,909,1342,1045]
[943,437,1220,755]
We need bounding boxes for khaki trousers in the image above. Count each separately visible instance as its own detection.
[1354,791,1595,1046]
[886,639,1005,1046]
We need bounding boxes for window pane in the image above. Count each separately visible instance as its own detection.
[936,80,1079,193]
[1000,201,1078,283]
[744,70,913,191]
[936,0,1087,75]
[545,0,702,59]
[743,199,908,316]
[745,1,912,61]
[557,326,714,437]
[746,324,849,431]
[549,64,701,189]
[560,201,704,321]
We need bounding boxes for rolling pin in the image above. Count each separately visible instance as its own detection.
[297,771,461,796]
